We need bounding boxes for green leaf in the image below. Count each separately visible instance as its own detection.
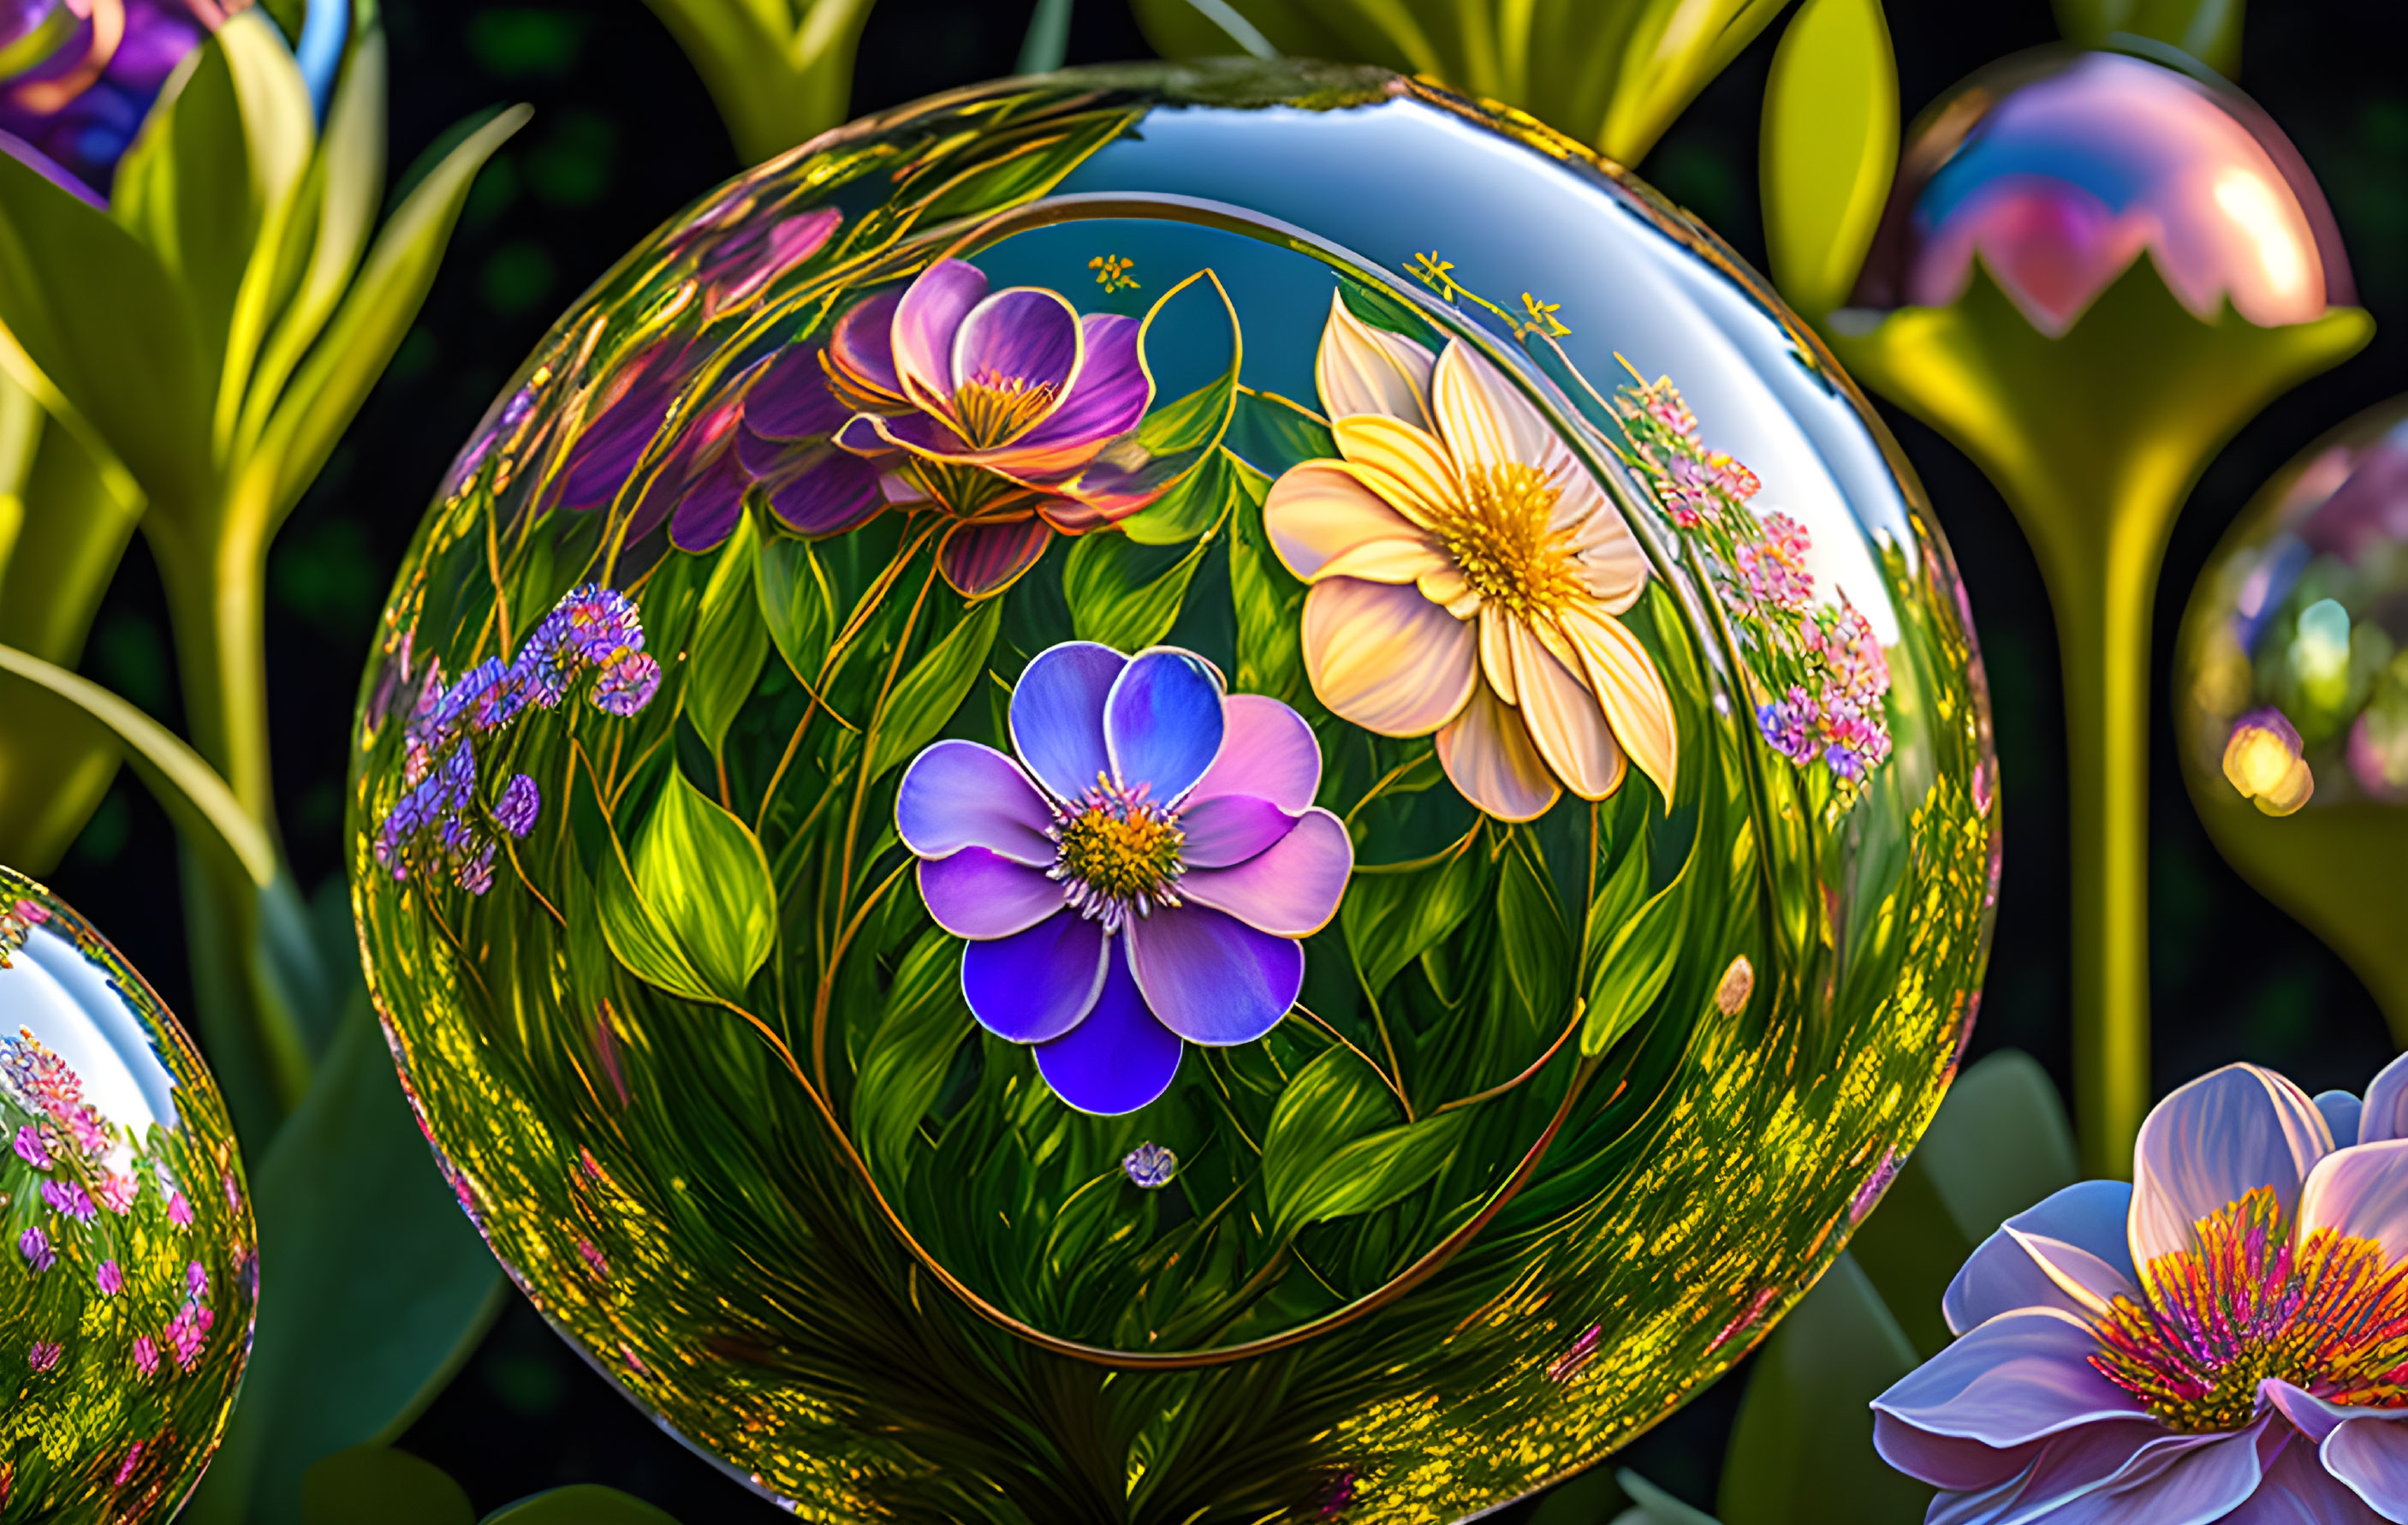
[481,1486,684,1525]
[850,928,977,1185]
[0,641,274,888]
[685,514,768,753]
[910,106,1139,226]
[1063,530,1211,652]
[1341,831,1491,996]
[1759,0,1897,319]
[597,824,715,1005]
[633,0,873,164]
[1615,1470,1724,1525]
[1580,833,1695,1056]
[299,1447,475,1525]
[1226,458,1309,707]
[754,528,835,689]
[1716,1254,1927,1525]
[1260,1047,1404,1213]
[186,1007,503,1525]
[1224,387,1335,480]
[2053,0,2241,78]
[865,593,1002,782]
[1496,834,1573,1028]
[254,102,528,528]
[1120,442,1233,546]
[629,766,779,1004]
[1275,1107,1471,1235]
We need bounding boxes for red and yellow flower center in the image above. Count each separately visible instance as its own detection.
[2091,1187,2408,1433]
[1049,779,1185,930]
[1428,460,1584,621]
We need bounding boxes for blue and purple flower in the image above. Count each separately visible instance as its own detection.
[895,644,1353,1115]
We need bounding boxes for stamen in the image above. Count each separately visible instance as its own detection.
[1426,461,1585,619]
[1048,773,1186,932]
[953,374,1060,450]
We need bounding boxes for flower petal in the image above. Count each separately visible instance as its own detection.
[951,288,1082,433]
[895,740,1055,864]
[828,289,904,402]
[1559,602,1680,806]
[1873,1308,2144,1449]
[2298,1137,2408,1264]
[1008,643,1123,809]
[961,909,1107,1043]
[2322,1415,2408,1520]
[1180,807,1351,936]
[892,260,989,413]
[2360,1051,2408,1144]
[918,849,1066,941]
[1945,1180,2141,1337]
[1510,616,1626,801]
[1187,694,1320,813]
[1034,941,1183,1115]
[1263,462,1435,584]
[1315,288,1435,430]
[1574,506,1651,615]
[2131,1064,2332,1272]
[1105,648,1226,804]
[1010,313,1150,461]
[668,450,749,552]
[2228,1437,2383,1524]
[743,344,849,440]
[1430,339,1561,484]
[2317,1090,2366,1151]
[1479,606,1517,703]
[1334,414,1458,530]
[762,446,886,537]
[1177,795,1296,869]
[1126,903,1302,1046]
[2262,1379,2358,1445]
[1435,682,1559,822]
[1302,576,1477,737]
[938,517,1055,598]
[2032,1425,2270,1525]
[1871,1413,2039,1492]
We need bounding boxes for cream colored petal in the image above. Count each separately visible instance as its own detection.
[1479,605,1518,705]
[1430,339,1560,479]
[1418,563,1480,618]
[1436,683,1559,822]
[1263,461,1429,583]
[1560,603,1679,804]
[1575,513,1650,614]
[1316,289,1436,429]
[1510,617,1626,801]
[1302,576,1478,738]
[1334,414,1458,530]
[1317,538,1449,585]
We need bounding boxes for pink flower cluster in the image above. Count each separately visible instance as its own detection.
[1757,598,1898,783]
[0,897,44,966]
[1734,512,1812,611]
[0,1025,111,1162]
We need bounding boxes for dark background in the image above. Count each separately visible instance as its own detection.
[42,0,2408,1516]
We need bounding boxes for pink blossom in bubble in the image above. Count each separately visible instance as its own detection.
[95,1171,136,1214]
[167,1191,193,1229]
[27,1341,60,1373]
[132,1335,158,1376]
[97,1260,122,1296]
[11,1123,49,1170]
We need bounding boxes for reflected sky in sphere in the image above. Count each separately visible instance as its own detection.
[1855,49,2350,334]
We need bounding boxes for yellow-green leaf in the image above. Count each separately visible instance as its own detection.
[1760,0,1897,320]
[629,767,778,1004]
[685,513,768,753]
[865,595,1002,783]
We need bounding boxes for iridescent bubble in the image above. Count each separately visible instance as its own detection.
[1854,48,2351,334]
[0,868,256,1522]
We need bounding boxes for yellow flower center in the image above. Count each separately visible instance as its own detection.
[1430,461,1585,619]
[953,374,1060,450]
[1051,783,1185,929]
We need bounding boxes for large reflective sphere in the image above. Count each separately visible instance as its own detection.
[351,62,1996,1521]
[1854,48,2350,334]
[0,868,256,1522]
[2177,396,2408,1034]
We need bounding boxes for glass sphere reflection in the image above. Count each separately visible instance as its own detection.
[1854,48,2350,334]
[0,867,257,1522]
[2176,396,2408,1031]
[352,61,1996,1521]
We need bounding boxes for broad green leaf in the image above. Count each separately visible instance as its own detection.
[482,1486,684,1525]
[1716,1254,1926,1525]
[0,641,273,888]
[1120,442,1233,546]
[633,0,873,164]
[910,107,1139,226]
[1019,0,1074,73]
[1760,0,1897,319]
[598,824,716,1005]
[1580,835,1695,1056]
[865,593,1002,782]
[299,1447,475,1525]
[186,1007,503,1525]
[754,527,835,689]
[1261,1047,1404,1215]
[1615,1470,1724,1525]
[1063,530,1210,652]
[851,929,977,1184]
[211,10,320,439]
[256,103,528,527]
[1223,388,1335,480]
[1582,831,1651,978]
[630,767,779,1004]
[685,513,769,753]
[1496,835,1573,1028]
[2053,0,2241,78]
[1341,832,1491,996]
[1274,1107,1470,1234]
[1226,459,1309,707]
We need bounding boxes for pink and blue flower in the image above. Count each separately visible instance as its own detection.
[895,644,1353,1115]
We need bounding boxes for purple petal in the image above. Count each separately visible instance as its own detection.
[1179,807,1351,936]
[892,260,988,410]
[829,289,904,400]
[895,740,1055,864]
[1186,694,1322,813]
[2319,1090,2367,1150]
[1009,642,1126,801]
[2361,1051,2408,1144]
[961,909,1107,1044]
[744,346,848,440]
[2132,1065,2331,1271]
[556,372,676,510]
[1945,1180,2139,1337]
[1034,940,1182,1114]
[1125,903,1301,1046]
[1870,1414,2039,1492]
[2035,1424,2268,1525]
[1105,648,1225,804]
[1009,313,1150,460]
[917,849,1064,941]
[668,450,749,552]
[1178,795,1296,869]
[1873,1308,2143,1450]
[1907,1417,2180,1519]
[2262,1379,2357,1445]
[2321,1416,2408,1520]
[2298,1138,2408,1263]
[2226,1439,2380,1524]
[951,288,1081,414]
[763,447,885,537]
[937,517,1055,597]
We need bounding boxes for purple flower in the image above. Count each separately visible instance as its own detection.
[1735,512,1813,611]
[166,1190,191,1228]
[18,1224,51,1272]
[166,1301,211,1369]
[41,1177,94,1222]
[895,644,1353,1115]
[186,1260,208,1297]
[592,653,662,717]
[670,196,843,318]
[1757,686,1819,764]
[27,1340,59,1373]
[132,1334,158,1375]
[96,1260,122,1295]
[0,0,212,204]
[1122,1143,1177,1188]
[453,840,496,896]
[494,773,540,837]
[1875,1058,2408,1522]
[11,1123,50,1170]
[738,259,1168,596]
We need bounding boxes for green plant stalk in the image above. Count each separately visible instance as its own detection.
[639,0,877,164]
